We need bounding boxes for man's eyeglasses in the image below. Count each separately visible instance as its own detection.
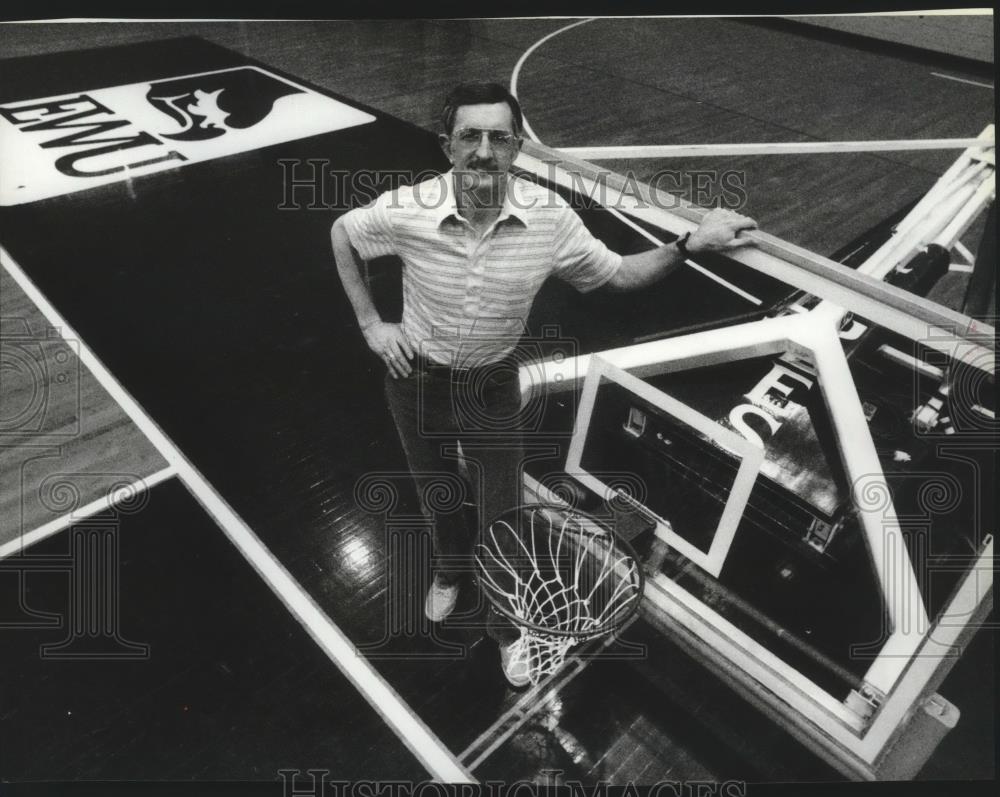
[452,127,519,149]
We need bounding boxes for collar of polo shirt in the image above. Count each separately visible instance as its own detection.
[430,169,531,230]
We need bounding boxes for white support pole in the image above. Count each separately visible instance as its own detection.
[852,125,993,278]
[519,314,802,400]
[859,164,989,279]
[913,159,988,219]
[856,180,978,281]
[559,138,994,160]
[892,161,988,242]
[804,322,930,695]
[933,176,997,249]
[896,159,990,239]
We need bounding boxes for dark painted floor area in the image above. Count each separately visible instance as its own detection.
[0,479,426,781]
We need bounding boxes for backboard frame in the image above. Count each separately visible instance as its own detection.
[514,129,995,778]
[566,354,765,578]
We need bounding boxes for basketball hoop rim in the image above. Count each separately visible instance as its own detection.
[473,502,646,640]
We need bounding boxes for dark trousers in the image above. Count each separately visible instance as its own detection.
[384,357,524,642]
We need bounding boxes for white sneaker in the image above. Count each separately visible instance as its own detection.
[499,641,532,688]
[424,579,458,622]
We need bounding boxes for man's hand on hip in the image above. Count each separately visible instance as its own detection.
[688,208,758,253]
[363,321,415,378]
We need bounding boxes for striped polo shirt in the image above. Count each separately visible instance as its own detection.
[340,170,622,367]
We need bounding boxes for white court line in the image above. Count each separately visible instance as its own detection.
[560,138,993,160]
[931,72,994,89]
[0,466,176,562]
[511,17,763,309]
[510,17,596,142]
[605,206,763,306]
[0,244,472,783]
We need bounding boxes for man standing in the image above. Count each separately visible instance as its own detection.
[332,82,756,685]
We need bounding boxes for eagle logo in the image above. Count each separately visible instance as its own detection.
[145,68,302,141]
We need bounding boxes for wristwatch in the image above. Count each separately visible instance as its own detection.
[676,231,693,258]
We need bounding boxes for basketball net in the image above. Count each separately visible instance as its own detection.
[477,506,642,685]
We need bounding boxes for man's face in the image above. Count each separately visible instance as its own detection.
[440,101,522,200]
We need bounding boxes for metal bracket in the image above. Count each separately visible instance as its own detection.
[847,683,886,722]
[804,516,843,553]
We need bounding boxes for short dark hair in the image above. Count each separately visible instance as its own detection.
[440,82,523,136]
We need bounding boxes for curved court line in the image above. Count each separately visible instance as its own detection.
[0,244,472,784]
[510,17,596,143]
[511,17,762,307]
[0,466,176,562]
